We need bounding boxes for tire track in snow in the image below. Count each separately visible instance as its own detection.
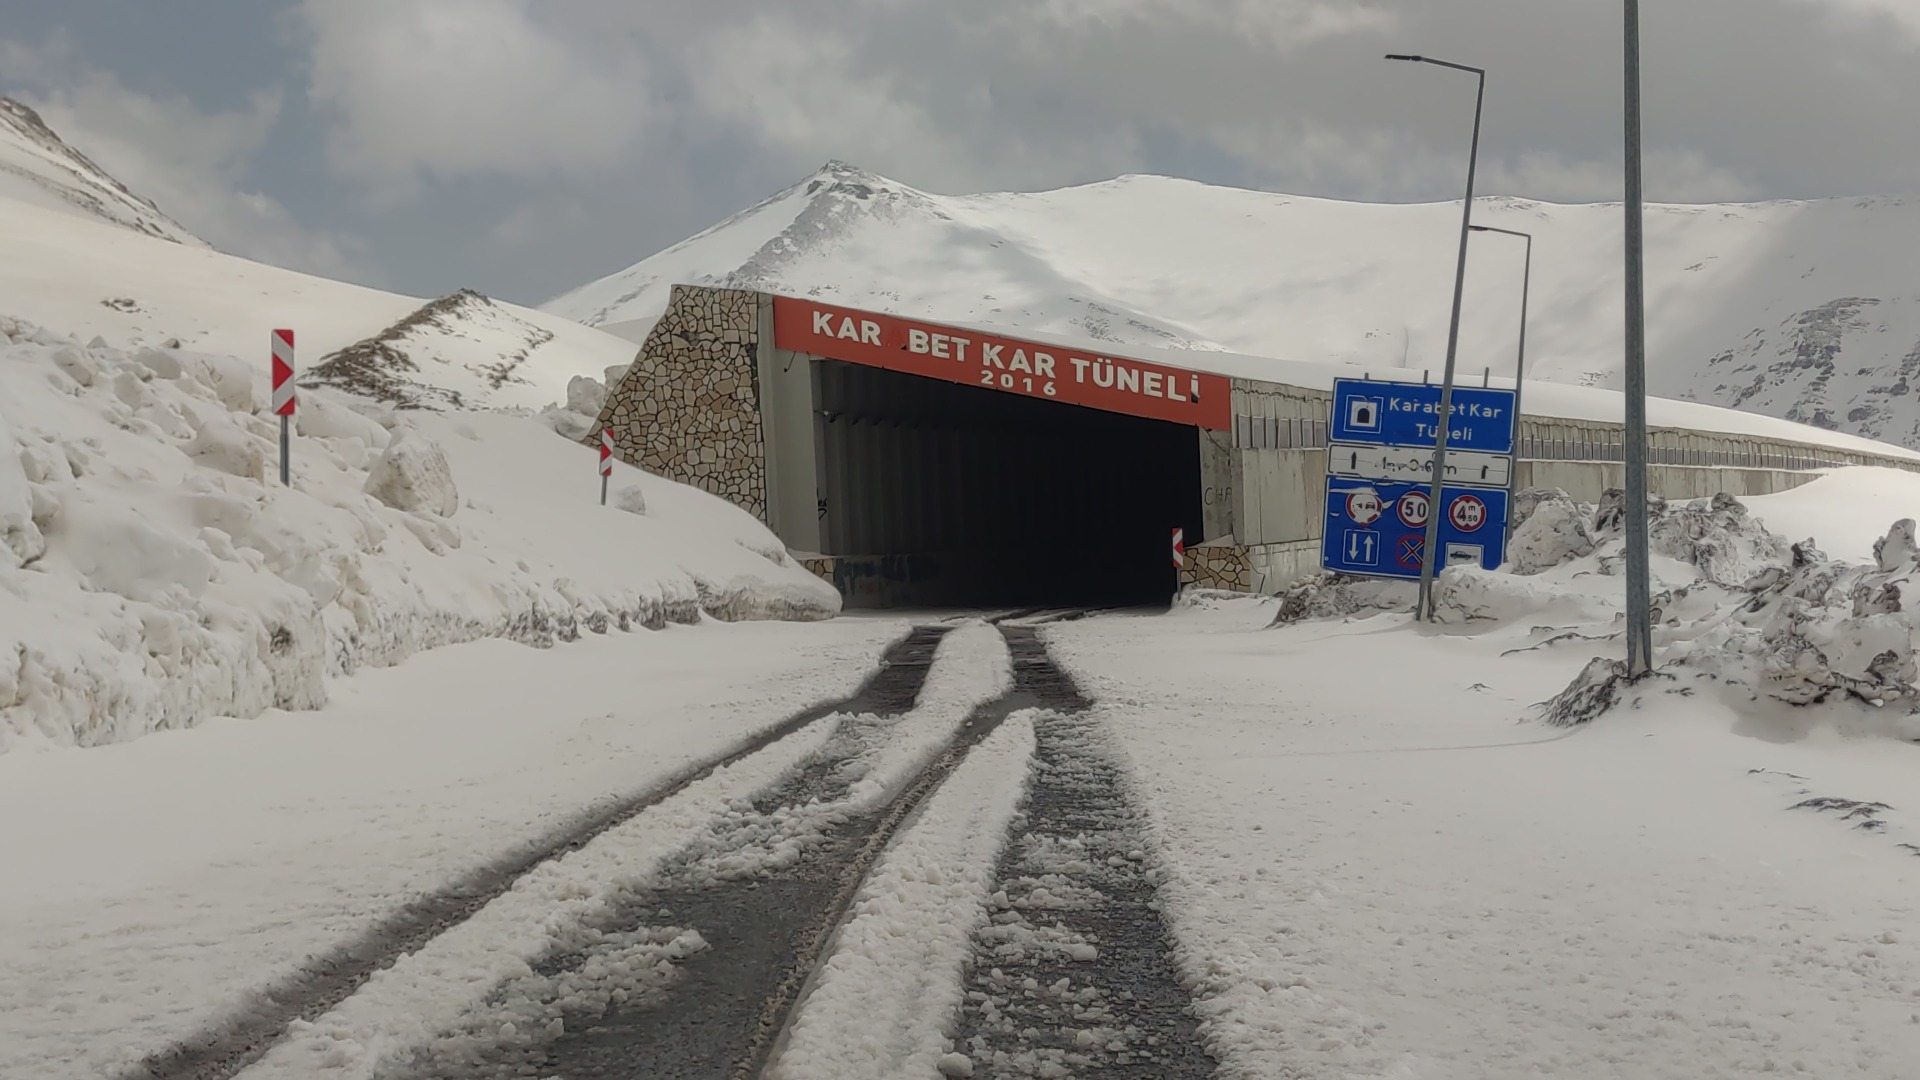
[361,622,1085,1079]
[123,625,946,1080]
[950,631,1217,1079]
[380,623,1026,1078]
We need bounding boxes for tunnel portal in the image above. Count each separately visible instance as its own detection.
[811,358,1202,608]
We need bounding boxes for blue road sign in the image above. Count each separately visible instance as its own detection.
[1320,477,1509,578]
[1330,378,1517,457]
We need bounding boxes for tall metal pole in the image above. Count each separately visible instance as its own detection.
[1386,54,1486,622]
[1622,1,1654,674]
[1472,224,1532,545]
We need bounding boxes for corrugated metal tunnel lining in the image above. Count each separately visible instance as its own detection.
[815,359,1202,608]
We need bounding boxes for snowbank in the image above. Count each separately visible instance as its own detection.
[1271,477,1920,742]
[1747,466,1920,564]
[1042,599,1920,1079]
[0,318,838,751]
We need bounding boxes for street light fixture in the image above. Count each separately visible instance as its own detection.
[1384,52,1486,622]
[1469,224,1531,546]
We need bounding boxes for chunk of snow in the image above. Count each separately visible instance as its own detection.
[50,345,96,387]
[1505,488,1593,574]
[182,414,268,482]
[566,373,607,417]
[363,430,459,518]
[0,407,45,567]
[611,484,647,516]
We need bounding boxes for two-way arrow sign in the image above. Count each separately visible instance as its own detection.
[1347,530,1377,563]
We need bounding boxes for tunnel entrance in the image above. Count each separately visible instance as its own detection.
[814,359,1203,609]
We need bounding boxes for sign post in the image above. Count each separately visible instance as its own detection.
[1320,378,1516,589]
[1172,527,1186,599]
[599,429,614,505]
[271,329,295,486]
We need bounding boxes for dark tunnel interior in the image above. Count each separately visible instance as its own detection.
[814,360,1204,609]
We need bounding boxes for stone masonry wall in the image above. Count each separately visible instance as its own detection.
[589,285,767,520]
[1183,543,1254,592]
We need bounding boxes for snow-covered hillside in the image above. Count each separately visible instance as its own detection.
[0,189,635,414]
[0,175,838,753]
[547,162,1920,448]
[0,98,203,247]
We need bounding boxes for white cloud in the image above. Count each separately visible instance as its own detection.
[294,0,653,190]
[1788,0,1920,41]
[0,34,367,282]
[236,0,1920,302]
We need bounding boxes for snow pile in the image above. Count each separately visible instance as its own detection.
[361,431,459,517]
[1506,487,1594,574]
[541,363,631,442]
[1265,479,1920,739]
[1270,573,1413,625]
[1274,485,1797,630]
[1619,523,1920,736]
[0,318,838,751]
[1416,482,1920,738]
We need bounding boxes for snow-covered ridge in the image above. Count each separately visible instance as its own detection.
[0,98,203,247]
[0,189,633,415]
[307,288,589,411]
[547,162,1920,449]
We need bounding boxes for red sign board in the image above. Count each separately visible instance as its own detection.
[772,297,1231,431]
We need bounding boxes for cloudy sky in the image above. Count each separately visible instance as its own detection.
[4,0,1917,306]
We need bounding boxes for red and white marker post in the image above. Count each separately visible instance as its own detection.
[1172,526,1186,600]
[271,329,296,486]
[599,429,615,505]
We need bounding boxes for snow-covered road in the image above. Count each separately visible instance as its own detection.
[1046,600,1920,1079]
[0,616,906,1079]
[14,593,1920,1080]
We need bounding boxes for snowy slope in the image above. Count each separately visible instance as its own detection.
[0,186,839,752]
[547,163,1920,448]
[0,98,204,246]
[0,192,632,413]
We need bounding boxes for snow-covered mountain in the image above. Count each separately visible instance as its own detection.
[546,162,1920,447]
[0,98,204,247]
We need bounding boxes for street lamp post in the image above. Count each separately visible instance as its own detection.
[1622,2,1653,675]
[1385,53,1486,622]
[1469,224,1531,546]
